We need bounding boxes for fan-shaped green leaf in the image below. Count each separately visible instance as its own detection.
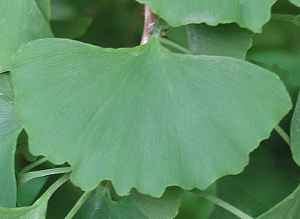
[0,0,52,73]
[136,0,276,32]
[0,74,22,207]
[12,37,291,197]
[76,187,181,219]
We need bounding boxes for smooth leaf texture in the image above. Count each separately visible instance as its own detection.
[187,24,253,59]
[12,37,291,197]
[0,74,21,207]
[76,187,181,219]
[0,0,52,72]
[136,0,276,32]
[257,184,300,219]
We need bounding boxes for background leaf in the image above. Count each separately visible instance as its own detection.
[136,0,276,32]
[186,24,253,59]
[0,0,52,72]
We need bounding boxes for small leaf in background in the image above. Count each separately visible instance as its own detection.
[136,0,276,32]
[75,187,181,219]
[0,74,22,207]
[210,132,300,218]
[165,24,253,59]
[11,37,291,197]
[0,0,52,72]
[186,24,253,59]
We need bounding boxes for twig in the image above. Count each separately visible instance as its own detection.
[140,5,156,45]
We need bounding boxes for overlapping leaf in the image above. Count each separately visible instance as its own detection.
[12,37,291,197]
[0,74,22,207]
[136,0,276,32]
[0,0,52,73]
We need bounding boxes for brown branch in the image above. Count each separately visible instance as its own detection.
[140,5,156,45]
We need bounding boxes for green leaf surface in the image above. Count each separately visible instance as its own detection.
[187,24,253,59]
[0,175,68,219]
[76,187,181,219]
[0,0,52,73]
[136,0,276,32]
[257,184,300,219]
[12,37,291,197]
[0,74,22,207]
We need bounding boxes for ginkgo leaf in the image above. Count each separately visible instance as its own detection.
[186,24,253,59]
[12,37,291,197]
[0,74,22,207]
[0,0,52,73]
[257,184,300,219]
[135,0,277,32]
[0,175,68,219]
[76,187,181,219]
